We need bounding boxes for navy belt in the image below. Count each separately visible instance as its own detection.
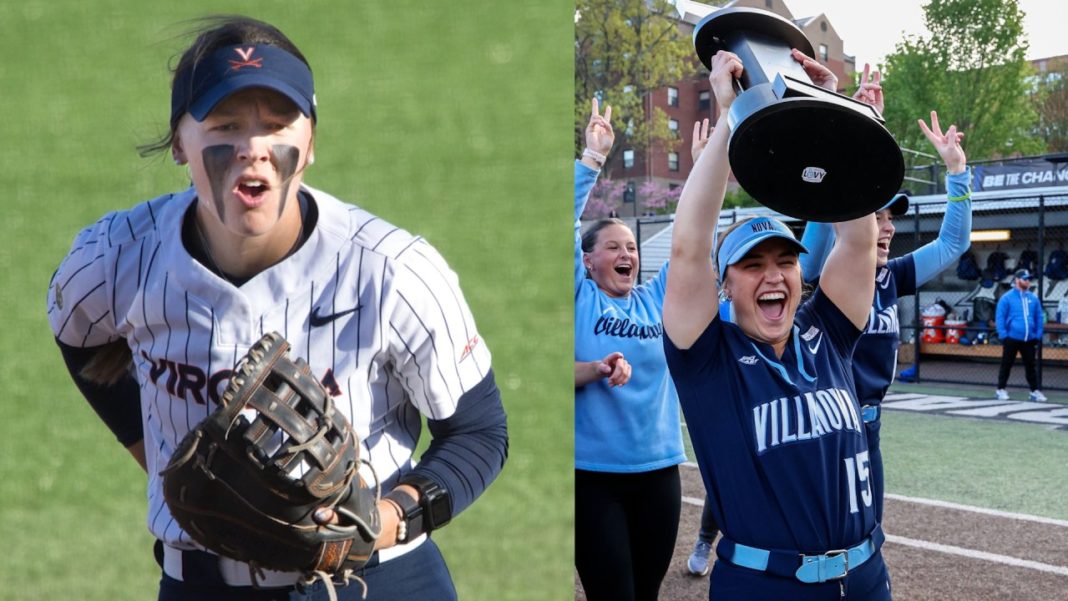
[716,524,884,583]
[861,405,880,424]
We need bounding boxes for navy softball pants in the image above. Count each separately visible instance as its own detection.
[710,548,891,600]
[157,537,456,601]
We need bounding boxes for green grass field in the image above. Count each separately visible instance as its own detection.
[881,407,1068,521]
[0,2,574,600]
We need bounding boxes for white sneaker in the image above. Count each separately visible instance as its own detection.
[1030,390,1048,401]
[687,540,713,577]
[995,389,1010,401]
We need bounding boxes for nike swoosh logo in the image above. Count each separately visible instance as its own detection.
[310,305,362,327]
[808,334,822,355]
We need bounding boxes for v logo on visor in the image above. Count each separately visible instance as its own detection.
[229,47,263,71]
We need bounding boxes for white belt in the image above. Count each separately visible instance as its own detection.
[163,534,426,587]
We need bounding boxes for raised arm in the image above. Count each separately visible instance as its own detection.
[663,51,741,349]
[797,64,883,283]
[789,51,876,326]
[910,111,972,286]
[799,221,834,283]
[575,99,614,290]
[821,215,878,328]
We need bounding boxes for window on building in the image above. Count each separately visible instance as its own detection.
[668,119,679,134]
[668,152,679,172]
[698,90,711,110]
[667,86,679,107]
[623,149,635,169]
[819,43,828,62]
[821,20,827,32]
[765,0,773,7]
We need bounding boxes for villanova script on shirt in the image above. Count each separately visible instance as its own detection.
[593,315,663,340]
[753,387,863,454]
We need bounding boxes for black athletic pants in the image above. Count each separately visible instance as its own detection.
[575,466,681,601]
[698,495,719,544]
[997,337,1039,391]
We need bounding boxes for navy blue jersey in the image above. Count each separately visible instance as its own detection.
[853,256,915,407]
[665,290,876,553]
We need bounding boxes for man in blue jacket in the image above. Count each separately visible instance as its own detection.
[996,269,1047,401]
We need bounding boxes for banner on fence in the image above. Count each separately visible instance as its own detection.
[972,159,1068,192]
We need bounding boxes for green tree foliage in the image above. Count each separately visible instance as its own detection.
[724,186,759,209]
[575,0,696,175]
[881,0,1042,168]
[1032,66,1068,153]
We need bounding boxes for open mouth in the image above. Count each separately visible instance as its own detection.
[614,264,633,278]
[237,180,269,199]
[878,239,891,252]
[233,176,271,205]
[757,291,787,320]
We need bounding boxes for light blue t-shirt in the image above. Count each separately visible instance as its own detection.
[574,161,686,473]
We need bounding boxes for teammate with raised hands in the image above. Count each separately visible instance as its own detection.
[574,99,686,601]
[800,103,972,524]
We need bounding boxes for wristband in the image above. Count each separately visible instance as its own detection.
[582,148,606,168]
[384,490,420,543]
[382,498,407,543]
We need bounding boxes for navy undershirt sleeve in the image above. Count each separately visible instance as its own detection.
[55,338,143,447]
[408,369,508,519]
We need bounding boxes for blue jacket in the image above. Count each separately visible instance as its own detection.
[996,287,1044,342]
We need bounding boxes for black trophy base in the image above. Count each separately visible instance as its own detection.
[728,82,904,222]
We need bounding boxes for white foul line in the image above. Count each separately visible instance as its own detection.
[885,493,1068,528]
[680,475,1068,576]
[683,464,1068,529]
[885,534,1068,577]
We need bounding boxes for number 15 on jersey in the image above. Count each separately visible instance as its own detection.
[844,451,873,514]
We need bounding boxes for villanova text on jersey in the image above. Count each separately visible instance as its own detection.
[752,387,862,453]
[592,313,664,340]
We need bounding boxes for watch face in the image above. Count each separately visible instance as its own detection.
[423,487,452,529]
[404,475,450,530]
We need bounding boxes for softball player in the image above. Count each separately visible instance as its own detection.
[800,107,972,523]
[663,49,890,600]
[574,99,686,601]
[47,16,507,601]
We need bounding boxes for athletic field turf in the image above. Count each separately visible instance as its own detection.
[0,2,574,600]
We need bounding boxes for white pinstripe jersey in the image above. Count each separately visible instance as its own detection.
[47,185,492,552]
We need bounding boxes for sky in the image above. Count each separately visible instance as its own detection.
[784,0,1068,67]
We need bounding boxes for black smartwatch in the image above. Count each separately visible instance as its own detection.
[386,474,452,542]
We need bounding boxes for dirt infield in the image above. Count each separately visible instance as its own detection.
[578,462,1068,600]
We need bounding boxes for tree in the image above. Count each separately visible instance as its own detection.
[1033,66,1068,153]
[575,0,696,176]
[881,0,1042,169]
[583,178,626,219]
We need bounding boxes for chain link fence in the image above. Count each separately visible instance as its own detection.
[634,184,1068,392]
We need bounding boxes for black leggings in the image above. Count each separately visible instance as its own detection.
[698,495,720,543]
[997,337,1039,390]
[575,466,681,601]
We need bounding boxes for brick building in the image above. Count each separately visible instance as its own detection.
[608,0,857,214]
